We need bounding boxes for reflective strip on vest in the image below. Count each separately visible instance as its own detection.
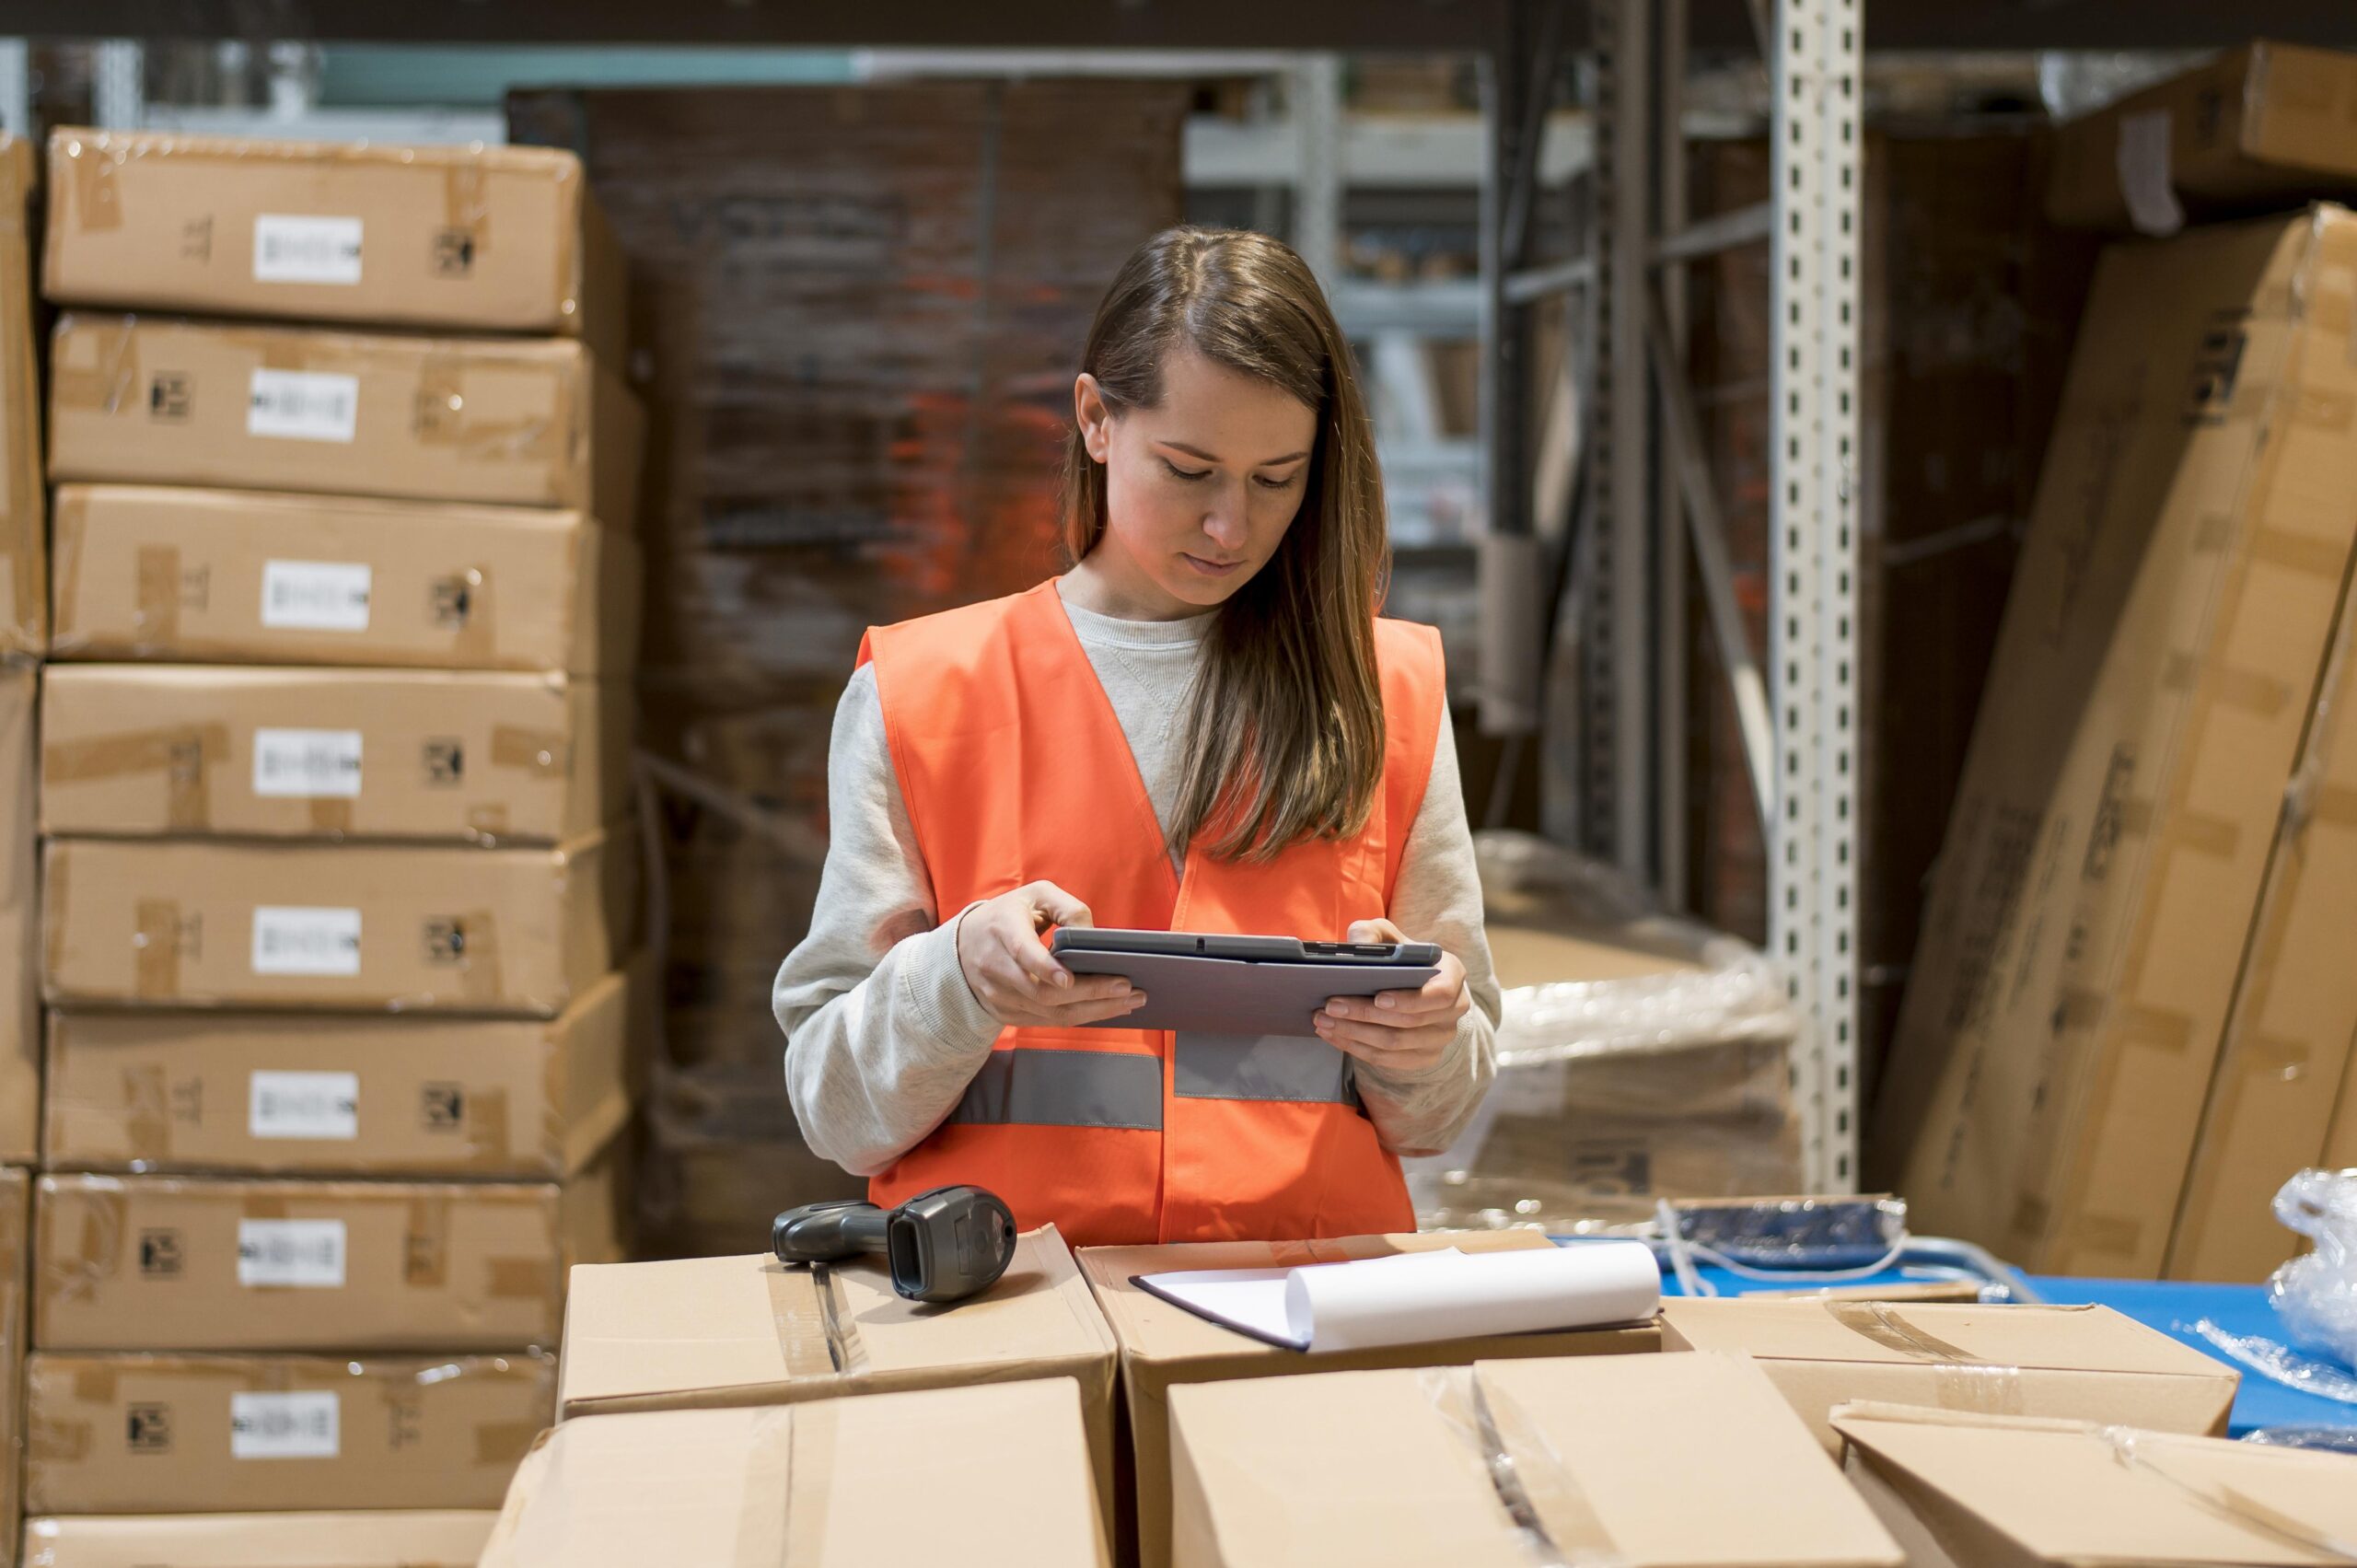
[946,1049,1163,1129]
[1174,1032,1363,1107]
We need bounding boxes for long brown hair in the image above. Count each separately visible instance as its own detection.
[1062,226,1389,864]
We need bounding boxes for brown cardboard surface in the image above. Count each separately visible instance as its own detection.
[555,1228,1118,1550]
[0,1170,30,1566]
[481,1379,1106,1568]
[44,129,622,363]
[2328,1042,2357,1169]
[49,483,641,672]
[0,668,36,1164]
[30,1170,620,1352]
[43,956,644,1178]
[1659,1298,2239,1454]
[1836,1403,2357,1566]
[0,134,44,655]
[21,1510,498,1567]
[2168,595,2357,1280]
[42,829,634,1016]
[41,665,632,842]
[1869,207,2357,1277]
[1170,1353,1899,1568]
[23,1350,552,1514]
[2049,43,2357,231]
[47,314,643,518]
[1078,1231,1661,1568]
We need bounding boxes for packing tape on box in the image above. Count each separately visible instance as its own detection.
[56,134,124,233]
[132,896,181,1000]
[119,1062,174,1161]
[1420,1367,1626,1568]
[43,1186,130,1312]
[49,317,140,413]
[764,1261,862,1379]
[492,724,571,779]
[412,354,566,468]
[473,1084,517,1169]
[720,1401,840,1565]
[134,542,180,648]
[2098,1424,2357,1561]
[475,1418,545,1467]
[487,1256,555,1302]
[47,491,89,649]
[449,910,506,1005]
[44,722,231,831]
[1824,1302,2028,1417]
[406,1194,450,1288]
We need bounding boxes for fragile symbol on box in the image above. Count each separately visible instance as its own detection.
[238,1217,348,1288]
[250,906,363,977]
[424,919,470,964]
[420,1082,465,1132]
[138,1228,184,1278]
[433,226,476,276]
[253,214,364,286]
[250,1070,361,1141]
[126,1403,173,1454]
[423,739,465,785]
[148,372,192,422]
[429,576,473,628]
[252,728,364,799]
[261,560,373,633]
[230,1390,340,1460]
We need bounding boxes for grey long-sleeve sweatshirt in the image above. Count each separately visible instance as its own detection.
[774,582,1500,1179]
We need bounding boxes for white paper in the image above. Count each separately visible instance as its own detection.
[2116,110,2186,238]
[249,1070,359,1140]
[253,214,364,285]
[230,1390,341,1459]
[250,906,362,976]
[248,368,359,443]
[261,560,372,632]
[237,1218,347,1288]
[1142,1241,1660,1353]
[252,727,363,798]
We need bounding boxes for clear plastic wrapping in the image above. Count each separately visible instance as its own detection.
[2267,1167,2357,1373]
[1407,833,1806,1229]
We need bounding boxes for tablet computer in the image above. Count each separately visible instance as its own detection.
[1050,928,1441,1036]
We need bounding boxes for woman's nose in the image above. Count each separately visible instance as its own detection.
[1202,498,1248,551]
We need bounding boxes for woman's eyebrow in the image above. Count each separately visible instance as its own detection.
[1159,439,1310,466]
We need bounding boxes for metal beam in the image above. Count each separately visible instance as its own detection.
[1650,199,1771,266]
[1503,254,1595,307]
[1653,0,1689,911]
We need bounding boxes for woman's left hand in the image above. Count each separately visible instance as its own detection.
[1313,918,1469,1076]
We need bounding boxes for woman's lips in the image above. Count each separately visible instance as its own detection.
[1181,553,1247,576]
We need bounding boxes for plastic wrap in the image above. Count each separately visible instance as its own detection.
[2267,1167,2357,1372]
[1407,833,1805,1229]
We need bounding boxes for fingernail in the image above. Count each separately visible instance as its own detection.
[1054,970,1072,988]
[1376,994,1399,1010]
[1129,994,1149,1010]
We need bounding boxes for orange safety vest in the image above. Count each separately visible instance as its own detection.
[858,579,1445,1248]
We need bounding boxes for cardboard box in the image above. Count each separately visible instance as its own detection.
[23,1510,498,1567]
[1837,1402,2357,1567]
[0,134,43,656]
[1079,1231,1661,1568]
[1869,208,2357,1277]
[0,1170,31,1564]
[1170,1353,1898,1568]
[43,958,644,1178]
[48,314,643,518]
[42,829,634,1015]
[480,1379,1106,1568]
[2049,43,2357,232]
[41,665,632,842]
[556,1228,1118,1548]
[1659,1298,2239,1454]
[50,483,642,672]
[2328,1044,2357,1168]
[32,1164,628,1352]
[24,1350,552,1514]
[0,667,36,1165]
[44,129,624,362]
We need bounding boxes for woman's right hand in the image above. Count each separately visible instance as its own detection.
[955,880,1150,1028]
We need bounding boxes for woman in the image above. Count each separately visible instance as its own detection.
[776,226,1499,1248]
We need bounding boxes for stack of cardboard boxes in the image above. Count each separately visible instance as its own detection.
[1871,43,2357,1284]
[22,130,646,1556]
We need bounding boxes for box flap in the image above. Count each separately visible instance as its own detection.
[1170,1353,1898,1568]
[1079,1229,1560,1365]
[1834,1404,2357,1565]
[21,1511,498,1567]
[1660,1299,2232,1376]
[482,1378,1104,1568]
[557,1225,1112,1413]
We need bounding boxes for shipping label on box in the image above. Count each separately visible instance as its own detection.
[24,1351,553,1514]
[44,129,623,361]
[480,1382,1106,1568]
[41,665,630,842]
[44,958,642,1178]
[32,1174,571,1352]
[47,315,644,519]
[41,830,633,1016]
[49,484,642,673]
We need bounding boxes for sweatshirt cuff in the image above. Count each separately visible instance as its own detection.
[897,901,1002,1052]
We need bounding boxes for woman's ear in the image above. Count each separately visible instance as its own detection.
[1074,373,1114,464]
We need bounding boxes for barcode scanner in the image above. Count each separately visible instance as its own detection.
[771,1184,1018,1304]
